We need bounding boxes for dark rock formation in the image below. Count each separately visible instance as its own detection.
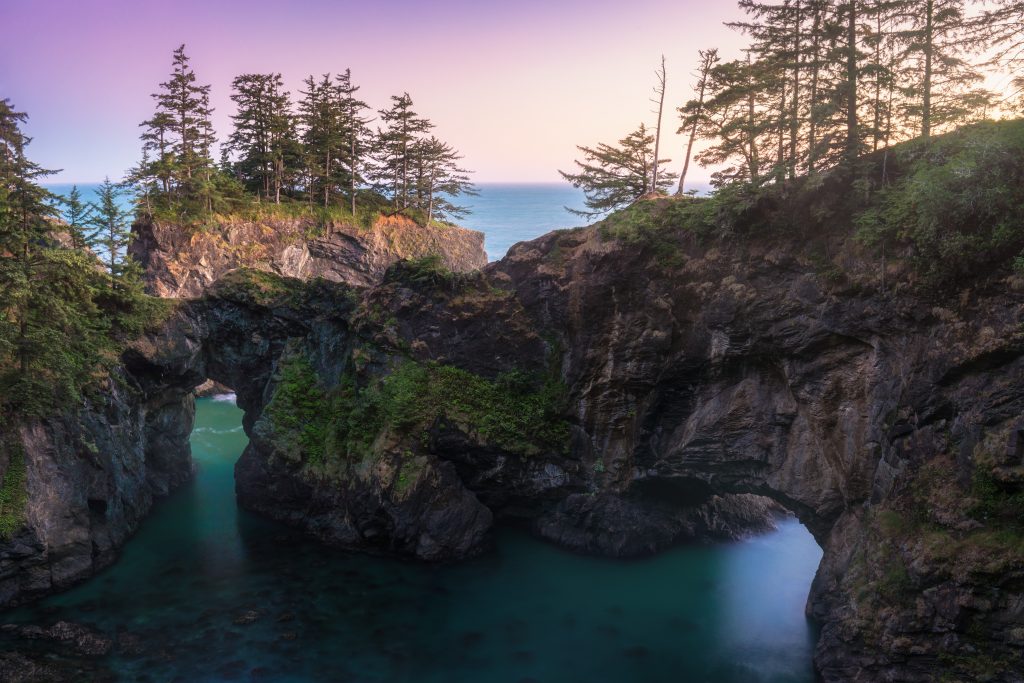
[4,187,1024,681]
[129,213,488,298]
[0,371,194,608]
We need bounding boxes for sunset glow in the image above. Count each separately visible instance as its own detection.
[0,0,750,183]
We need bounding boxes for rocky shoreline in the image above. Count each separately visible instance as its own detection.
[2,194,1024,681]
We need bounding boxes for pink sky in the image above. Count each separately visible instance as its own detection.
[0,0,747,183]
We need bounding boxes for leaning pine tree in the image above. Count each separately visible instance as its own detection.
[559,123,676,218]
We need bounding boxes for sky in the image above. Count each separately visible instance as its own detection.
[0,0,748,184]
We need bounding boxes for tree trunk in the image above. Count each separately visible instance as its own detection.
[845,0,859,161]
[651,55,667,192]
[808,7,822,173]
[677,92,705,195]
[427,172,435,225]
[922,0,933,139]
[789,0,802,179]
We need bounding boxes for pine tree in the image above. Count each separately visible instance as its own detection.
[729,1,806,178]
[86,178,132,286]
[298,74,346,207]
[691,58,774,186]
[560,123,677,217]
[335,69,373,216]
[60,185,94,250]
[135,44,218,213]
[227,73,298,203]
[893,0,988,138]
[375,93,433,210]
[677,49,720,195]
[985,2,1024,102]
[0,99,58,376]
[410,136,477,224]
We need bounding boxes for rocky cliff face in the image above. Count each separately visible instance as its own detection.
[129,213,488,298]
[5,188,1024,681]
[131,208,1019,682]
[0,371,194,608]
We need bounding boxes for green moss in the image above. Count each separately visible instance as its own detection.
[337,361,569,460]
[215,268,306,307]
[264,354,329,464]
[0,447,28,540]
[394,453,427,496]
[970,469,1024,524]
[268,354,571,470]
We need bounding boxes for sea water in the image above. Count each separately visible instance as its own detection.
[6,397,821,682]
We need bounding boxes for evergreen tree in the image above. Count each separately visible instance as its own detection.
[60,185,94,250]
[560,123,676,217]
[691,58,774,186]
[375,93,433,209]
[134,44,219,213]
[985,2,1024,97]
[0,99,58,376]
[86,178,132,286]
[227,73,298,203]
[335,69,373,215]
[677,48,720,195]
[410,136,477,224]
[893,0,988,138]
[298,74,345,207]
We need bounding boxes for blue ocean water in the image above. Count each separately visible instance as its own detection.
[461,183,588,260]
[4,398,821,683]
[45,182,589,262]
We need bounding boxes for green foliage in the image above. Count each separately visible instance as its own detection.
[265,354,328,464]
[267,355,571,469]
[969,469,1024,526]
[855,120,1024,285]
[0,99,173,419]
[0,447,28,540]
[560,122,677,218]
[214,268,307,307]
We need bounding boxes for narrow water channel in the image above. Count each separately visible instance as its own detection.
[6,396,822,682]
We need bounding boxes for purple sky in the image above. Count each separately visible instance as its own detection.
[1,0,746,183]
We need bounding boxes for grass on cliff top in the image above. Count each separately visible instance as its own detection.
[599,119,1024,288]
[153,188,462,236]
[265,353,571,470]
[212,268,312,308]
[0,447,27,540]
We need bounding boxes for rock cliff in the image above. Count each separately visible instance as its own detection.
[4,154,1024,681]
[129,212,488,298]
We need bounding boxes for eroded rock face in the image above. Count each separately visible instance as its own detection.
[129,213,488,298]
[0,373,194,608]
[5,198,1024,681]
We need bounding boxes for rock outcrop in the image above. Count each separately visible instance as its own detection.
[0,372,194,608]
[4,178,1024,681]
[129,213,488,298]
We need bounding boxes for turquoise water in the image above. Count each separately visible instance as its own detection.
[6,397,821,682]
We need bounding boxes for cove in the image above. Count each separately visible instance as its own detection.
[5,397,821,682]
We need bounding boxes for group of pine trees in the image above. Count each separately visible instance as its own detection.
[129,46,475,224]
[0,100,150,416]
[564,0,1024,215]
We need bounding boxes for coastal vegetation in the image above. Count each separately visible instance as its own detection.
[564,0,1024,216]
[0,100,168,420]
[127,46,476,226]
[265,349,571,470]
